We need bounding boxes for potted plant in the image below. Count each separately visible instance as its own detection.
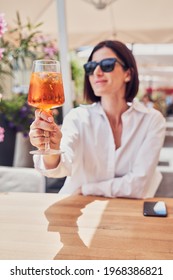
[0,126,5,143]
[0,12,60,166]
[0,94,35,166]
[0,12,59,95]
[0,94,35,136]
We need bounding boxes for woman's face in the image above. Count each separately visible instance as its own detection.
[89,47,130,100]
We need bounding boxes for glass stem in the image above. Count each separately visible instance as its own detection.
[44,131,50,151]
[44,108,52,151]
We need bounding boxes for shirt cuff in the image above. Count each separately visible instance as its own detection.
[82,181,113,197]
[33,153,71,178]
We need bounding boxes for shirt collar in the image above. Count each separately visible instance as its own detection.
[126,99,150,114]
[80,102,104,115]
[80,99,149,115]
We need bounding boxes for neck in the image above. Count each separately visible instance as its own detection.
[101,97,129,124]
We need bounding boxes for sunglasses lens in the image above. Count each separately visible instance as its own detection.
[84,58,117,75]
[101,58,116,72]
[84,61,97,75]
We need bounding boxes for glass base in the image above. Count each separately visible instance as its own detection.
[29,149,64,155]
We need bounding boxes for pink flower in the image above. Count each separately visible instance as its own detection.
[0,13,7,37]
[33,34,50,44]
[43,45,58,58]
[0,126,5,143]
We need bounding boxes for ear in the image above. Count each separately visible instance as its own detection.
[125,77,130,82]
[124,69,131,83]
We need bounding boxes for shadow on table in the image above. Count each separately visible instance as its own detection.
[44,195,109,259]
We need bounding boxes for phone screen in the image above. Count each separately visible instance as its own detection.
[143,201,167,217]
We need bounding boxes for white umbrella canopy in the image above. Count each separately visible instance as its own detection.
[66,0,173,47]
[1,0,173,48]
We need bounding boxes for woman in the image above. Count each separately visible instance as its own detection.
[29,40,166,198]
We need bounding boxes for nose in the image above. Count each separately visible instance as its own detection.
[93,64,103,75]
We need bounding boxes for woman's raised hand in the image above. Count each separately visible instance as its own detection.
[29,109,62,151]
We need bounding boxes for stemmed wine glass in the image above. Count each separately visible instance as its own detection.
[28,59,65,155]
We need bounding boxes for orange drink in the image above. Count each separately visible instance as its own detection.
[28,72,65,111]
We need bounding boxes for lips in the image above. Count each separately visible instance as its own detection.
[95,79,107,84]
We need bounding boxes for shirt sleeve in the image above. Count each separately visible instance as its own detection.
[82,112,166,199]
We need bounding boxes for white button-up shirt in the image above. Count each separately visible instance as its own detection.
[34,100,166,198]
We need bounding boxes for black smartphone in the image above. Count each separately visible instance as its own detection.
[143,201,167,217]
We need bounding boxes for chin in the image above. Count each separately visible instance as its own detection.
[93,88,105,95]
[94,92,107,97]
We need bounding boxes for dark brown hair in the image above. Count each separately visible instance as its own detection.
[83,40,139,103]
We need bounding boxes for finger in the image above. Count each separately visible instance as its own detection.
[49,127,62,150]
[50,127,62,142]
[35,109,54,123]
[30,119,57,132]
[29,130,49,147]
[29,128,45,138]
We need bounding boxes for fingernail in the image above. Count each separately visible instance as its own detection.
[48,117,53,122]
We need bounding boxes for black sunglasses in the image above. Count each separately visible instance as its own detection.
[83,58,126,76]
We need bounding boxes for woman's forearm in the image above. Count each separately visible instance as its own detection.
[43,154,61,169]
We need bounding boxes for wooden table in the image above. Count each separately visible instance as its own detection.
[0,192,173,260]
